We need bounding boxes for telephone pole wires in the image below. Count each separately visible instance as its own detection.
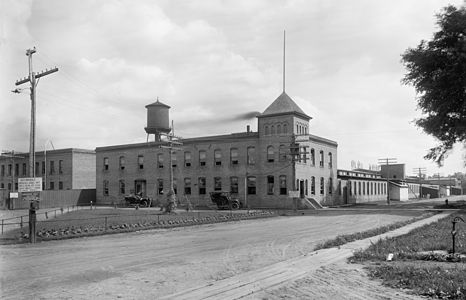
[413,167,426,199]
[14,47,58,178]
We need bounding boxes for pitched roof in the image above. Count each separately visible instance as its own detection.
[259,92,311,120]
[145,99,170,109]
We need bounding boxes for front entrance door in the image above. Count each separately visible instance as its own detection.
[299,180,305,198]
[134,180,146,196]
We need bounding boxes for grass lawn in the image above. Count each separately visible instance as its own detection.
[351,210,466,299]
[0,208,276,244]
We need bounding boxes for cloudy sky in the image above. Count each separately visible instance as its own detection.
[1,0,465,177]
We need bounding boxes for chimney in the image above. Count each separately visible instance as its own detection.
[247,125,250,133]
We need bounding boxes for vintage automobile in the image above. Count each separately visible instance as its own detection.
[209,191,242,210]
[124,193,151,207]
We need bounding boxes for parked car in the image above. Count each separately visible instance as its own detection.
[124,193,151,207]
[209,191,242,210]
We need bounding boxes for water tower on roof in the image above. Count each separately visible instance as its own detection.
[145,98,171,141]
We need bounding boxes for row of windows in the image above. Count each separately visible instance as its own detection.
[103,175,290,196]
[0,181,64,191]
[349,181,387,196]
[0,161,64,177]
[295,177,333,196]
[264,123,289,136]
[103,148,334,171]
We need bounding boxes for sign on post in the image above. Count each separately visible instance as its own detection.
[9,192,18,199]
[18,178,42,193]
[19,178,42,202]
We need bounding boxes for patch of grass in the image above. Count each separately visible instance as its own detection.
[352,211,466,299]
[0,209,277,244]
[366,262,466,299]
[313,213,434,251]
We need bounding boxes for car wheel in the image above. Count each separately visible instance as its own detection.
[141,201,148,207]
[231,202,240,210]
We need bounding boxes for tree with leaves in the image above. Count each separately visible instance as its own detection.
[402,5,466,165]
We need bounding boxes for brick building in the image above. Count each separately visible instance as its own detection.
[95,92,338,208]
[0,148,96,192]
[336,169,388,204]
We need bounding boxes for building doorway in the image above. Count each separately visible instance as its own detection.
[299,180,305,198]
[134,180,146,196]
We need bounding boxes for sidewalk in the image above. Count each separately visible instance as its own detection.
[162,211,454,300]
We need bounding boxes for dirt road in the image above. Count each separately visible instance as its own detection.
[1,210,425,299]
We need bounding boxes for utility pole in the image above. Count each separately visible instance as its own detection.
[159,122,183,213]
[413,167,426,199]
[14,47,58,243]
[378,158,397,205]
[15,47,58,178]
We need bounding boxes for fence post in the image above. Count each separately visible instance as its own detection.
[45,212,48,219]
[20,216,23,228]
[1,219,3,235]
[105,217,108,231]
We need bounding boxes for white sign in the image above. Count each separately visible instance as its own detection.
[21,191,40,202]
[9,192,18,198]
[288,191,300,198]
[18,177,43,192]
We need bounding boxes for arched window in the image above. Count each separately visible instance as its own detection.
[277,124,281,134]
[305,179,308,195]
[247,147,255,165]
[320,177,325,195]
[311,176,315,195]
[328,178,333,194]
[265,125,269,135]
[271,125,275,135]
[279,145,287,161]
[267,146,274,162]
[184,152,192,167]
[283,124,288,134]
[199,150,206,166]
[230,148,239,165]
[103,180,109,196]
[119,156,125,170]
[214,149,222,166]
[328,152,333,168]
[319,150,324,167]
[267,175,274,195]
[157,153,164,168]
[279,175,287,195]
[310,149,315,166]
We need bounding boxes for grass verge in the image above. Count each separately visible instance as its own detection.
[313,212,435,251]
[351,210,466,299]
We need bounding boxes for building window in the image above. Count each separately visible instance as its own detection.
[41,161,45,175]
[271,125,275,135]
[15,164,19,176]
[119,156,125,170]
[49,181,54,190]
[59,160,63,174]
[265,125,269,135]
[367,182,370,195]
[230,177,238,194]
[279,145,287,162]
[119,180,125,194]
[247,176,256,194]
[138,155,144,169]
[184,178,191,195]
[267,146,274,163]
[199,150,206,167]
[198,177,206,194]
[8,183,11,190]
[277,124,281,134]
[320,177,324,195]
[283,124,288,134]
[214,149,222,166]
[172,153,177,168]
[0,183,3,188]
[157,153,164,168]
[230,148,239,165]
[103,180,109,196]
[22,163,26,176]
[267,175,274,195]
[103,157,109,171]
[328,178,333,194]
[328,152,333,168]
[158,179,164,195]
[35,162,40,177]
[50,161,55,175]
[319,151,324,167]
[214,177,222,191]
[358,182,362,195]
[305,179,308,195]
[59,181,63,190]
[247,147,255,165]
[184,152,192,167]
[15,183,18,191]
[1,165,4,176]
[310,149,315,166]
[311,176,315,195]
[8,164,12,176]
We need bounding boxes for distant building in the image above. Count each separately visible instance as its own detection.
[0,148,96,192]
[336,169,388,204]
[95,92,338,208]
